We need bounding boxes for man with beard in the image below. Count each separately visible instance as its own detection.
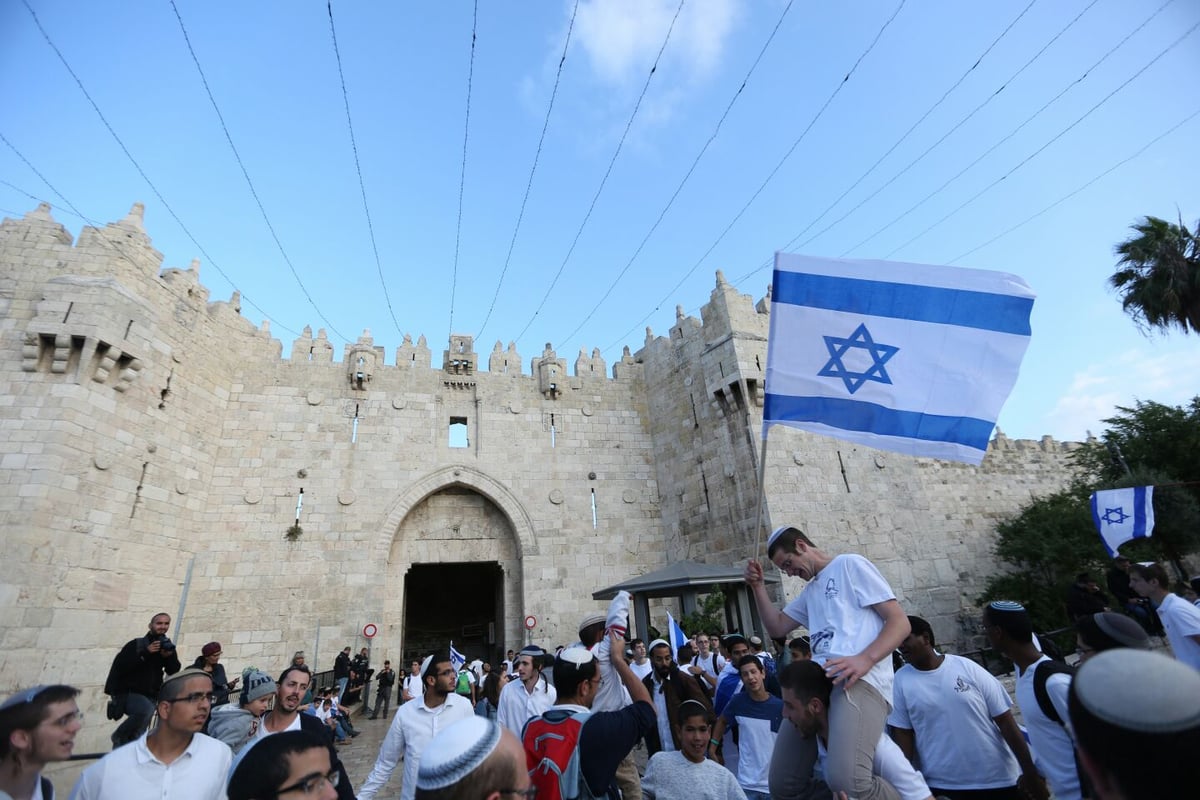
[642,700,746,800]
[71,669,229,800]
[642,640,710,756]
[104,612,182,748]
[496,645,556,735]
[357,652,474,800]
[254,665,354,800]
[0,685,83,800]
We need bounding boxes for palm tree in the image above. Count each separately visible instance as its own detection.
[1109,215,1200,335]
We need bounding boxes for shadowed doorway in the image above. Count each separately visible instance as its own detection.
[403,561,502,664]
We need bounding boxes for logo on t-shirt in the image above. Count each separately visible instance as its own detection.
[824,577,839,599]
[810,627,835,656]
[953,676,973,694]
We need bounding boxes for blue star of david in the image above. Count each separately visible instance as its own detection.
[1101,506,1130,526]
[817,323,899,394]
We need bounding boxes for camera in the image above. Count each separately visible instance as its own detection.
[158,635,175,651]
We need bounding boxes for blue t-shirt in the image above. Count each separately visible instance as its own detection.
[721,692,782,794]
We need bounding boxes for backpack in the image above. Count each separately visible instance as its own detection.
[522,708,597,800]
[456,670,473,695]
[1032,660,1092,796]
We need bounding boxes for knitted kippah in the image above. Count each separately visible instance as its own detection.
[578,613,606,633]
[988,600,1025,613]
[1073,649,1200,733]
[648,639,671,652]
[519,645,546,658]
[162,667,212,693]
[416,717,502,790]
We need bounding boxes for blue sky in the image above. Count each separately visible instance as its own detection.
[2,0,1197,442]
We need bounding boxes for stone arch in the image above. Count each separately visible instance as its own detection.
[373,465,538,561]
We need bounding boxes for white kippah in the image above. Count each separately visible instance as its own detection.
[419,654,435,680]
[416,717,502,790]
[647,639,671,652]
[1074,649,1200,733]
[558,645,595,665]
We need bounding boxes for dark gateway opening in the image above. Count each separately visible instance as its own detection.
[403,561,503,665]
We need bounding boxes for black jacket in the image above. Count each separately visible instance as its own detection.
[640,666,712,755]
[334,651,351,680]
[105,635,182,699]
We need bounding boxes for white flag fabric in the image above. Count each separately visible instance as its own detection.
[764,253,1035,465]
[1090,486,1154,556]
[666,611,688,660]
[449,642,466,671]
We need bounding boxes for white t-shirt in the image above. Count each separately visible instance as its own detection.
[1015,656,1079,800]
[816,732,931,800]
[630,659,654,681]
[889,654,1019,790]
[782,553,898,702]
[1159,593,1200,671]
[689,651,725,680]
[254,709,302,740]
[69,732,231,800]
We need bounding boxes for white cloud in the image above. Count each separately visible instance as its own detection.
[573,0,738,86]
[1044,346,1200,440]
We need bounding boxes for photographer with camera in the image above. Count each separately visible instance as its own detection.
[103,612,182,748]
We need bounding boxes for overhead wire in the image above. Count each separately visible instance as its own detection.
[513,0,688,345]
[554,0,796,349]
[841,0,1180,257]
[883,17,1200,258]
[17,0,302,339]
[170,0,349,343]
[475,0,580,342]
[728,0,1104,290]
[326,0,397,341]
[601,0,908,356]
[0,160,301,340]
[777,0,1048,254]
[947,106,1200,264]
[448,0,479,341]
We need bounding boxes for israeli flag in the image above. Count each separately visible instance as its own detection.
[449,642,466,671]
[765,253,1034,465]
[666,611,688,660]
[1090,486,1154,556]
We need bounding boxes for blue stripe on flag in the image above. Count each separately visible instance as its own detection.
[764,393,995,450]
[772,270,1033,335]
[1133,486,1148,540]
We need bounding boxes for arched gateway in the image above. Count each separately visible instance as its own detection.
[375,466,537,665]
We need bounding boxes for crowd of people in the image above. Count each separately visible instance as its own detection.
[3,527,1200,799]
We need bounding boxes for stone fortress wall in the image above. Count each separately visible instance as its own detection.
[0,203,1080,752]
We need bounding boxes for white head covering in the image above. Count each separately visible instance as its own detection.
[416,717,502,790]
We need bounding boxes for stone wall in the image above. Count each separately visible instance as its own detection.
[0,204,1078,754]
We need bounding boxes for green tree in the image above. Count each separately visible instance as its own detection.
[679,590,727,639]
[978,488,1104,636]
[1109,215,1200,335]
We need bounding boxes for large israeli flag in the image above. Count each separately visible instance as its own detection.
[1090,486,1154,556]
[764,253,1034,465]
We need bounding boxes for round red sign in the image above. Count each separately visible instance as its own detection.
[524,615,537,630]
[362,623,378,639]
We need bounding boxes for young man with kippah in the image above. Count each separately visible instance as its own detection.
[642,700,747,800]
[357,652,474,800]
[413,717,531,800]
[982,601,1079,800]
[227,729,339,800]
[525,630,655,799]
[71,668,230,800]
[1068,648,1200,798]
[891,616,1045,800]
[495,645,555,735]
[1129,561,1200,671]
[745,525,913,800]
[0,685,82,800]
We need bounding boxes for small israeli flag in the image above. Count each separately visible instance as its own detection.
[449,641,466,671]
[666,611,688,660]
[1090,486,1154,556]
[764,253,1034,465]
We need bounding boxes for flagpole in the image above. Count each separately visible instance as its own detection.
[751,427,772,560]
